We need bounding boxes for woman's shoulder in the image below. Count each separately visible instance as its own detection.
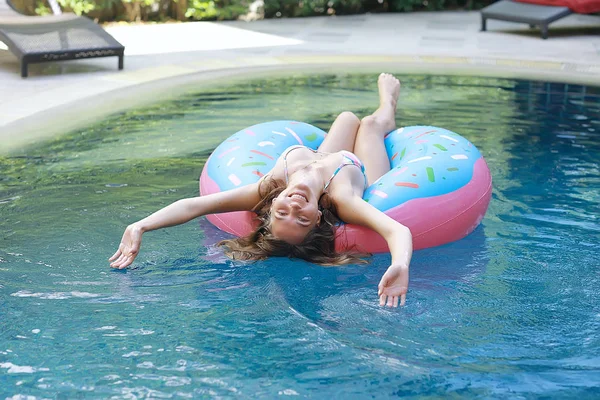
[327,179,364,206]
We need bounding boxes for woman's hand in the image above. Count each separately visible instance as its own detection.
[109,224,143,269]
[378,264,409,307]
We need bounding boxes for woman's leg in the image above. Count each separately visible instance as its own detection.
[353,73,400,185]
[317,111,361,153]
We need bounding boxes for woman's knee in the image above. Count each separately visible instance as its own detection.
[337,111,360,126]
[359,115,382,132]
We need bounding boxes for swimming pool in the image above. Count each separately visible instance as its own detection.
[1,74,599,398]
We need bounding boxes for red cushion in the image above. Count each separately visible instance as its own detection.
[515,0,600,13]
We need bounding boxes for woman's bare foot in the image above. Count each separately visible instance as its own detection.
[373,73,401,132]
[378,73,401,107]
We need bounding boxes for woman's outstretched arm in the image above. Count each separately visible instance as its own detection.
[109,182,262,269]
[335,193,413,307]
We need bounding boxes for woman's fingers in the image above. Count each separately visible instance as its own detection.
[110,226,142,269]
[116,256,132,269]
[387,295,394,307]
[112,256,130,269]
[110,252,126,268]
[109,249,122,262]
[379,292,405,307]
[109,233,141,269]
[110,246,133,269]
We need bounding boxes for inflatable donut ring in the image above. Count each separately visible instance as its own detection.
[200,120,492,253]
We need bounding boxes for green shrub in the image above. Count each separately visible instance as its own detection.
[264,0,366,18]
[30,0,495,21]
[34,0,95,15]
[186,0,248,20]
[58,0,96,14]
[388,0,426,12]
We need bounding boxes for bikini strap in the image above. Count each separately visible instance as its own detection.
[285,147,367,191]
[323,155,366,192]
[283,145,305,184]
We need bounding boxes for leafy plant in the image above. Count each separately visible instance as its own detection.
[30,0,496,22]
[58,0,96,14]
[186,0,247,20]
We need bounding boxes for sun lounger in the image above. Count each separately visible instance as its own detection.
[481,0,573,39]
[0,0,124,77]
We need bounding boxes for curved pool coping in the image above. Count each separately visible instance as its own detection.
[1,53,599,154]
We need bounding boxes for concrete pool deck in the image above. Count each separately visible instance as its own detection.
[1,11,599,152]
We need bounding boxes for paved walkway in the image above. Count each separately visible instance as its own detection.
[1,11,599,152]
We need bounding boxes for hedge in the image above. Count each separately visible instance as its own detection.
[10,0,493,22]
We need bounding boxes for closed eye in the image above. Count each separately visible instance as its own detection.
[297,218,311,226]
[274,208,310,226]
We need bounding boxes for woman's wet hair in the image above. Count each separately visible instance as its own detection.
[218,177,368,266]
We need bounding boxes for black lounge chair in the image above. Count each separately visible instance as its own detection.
[0,0,124,77]
[481,0,572,39]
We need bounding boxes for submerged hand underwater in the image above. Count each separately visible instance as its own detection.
[110,74,492,308]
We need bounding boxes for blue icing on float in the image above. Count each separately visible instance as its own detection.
[363,126,480,212]
[205,121,326,191]
[206,122,479,206]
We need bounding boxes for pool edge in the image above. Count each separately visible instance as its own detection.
[1,55,599,154]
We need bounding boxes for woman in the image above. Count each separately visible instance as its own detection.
[110,73,412,307]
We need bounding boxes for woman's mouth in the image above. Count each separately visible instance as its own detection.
[289,192,308,202]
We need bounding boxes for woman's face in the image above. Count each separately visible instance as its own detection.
[269,184,322,245]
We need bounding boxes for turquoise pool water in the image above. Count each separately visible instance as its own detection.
[1,74,599,398]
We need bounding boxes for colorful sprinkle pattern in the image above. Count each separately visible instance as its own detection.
[363,126,480,211]
[205,121,326,190]
[364,126,481,211]
[205,122,480,213]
